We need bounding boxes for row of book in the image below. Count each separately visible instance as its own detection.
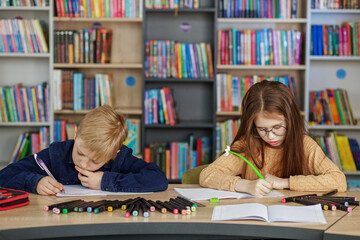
[311,23,360,57]
[216,73,298,112]
[314,131,360,172]
[311,0,360,9]
[144,41,214,79]
[53,70,114,110]
[145,0,199,9]
[144,136,211,180]
[216,119,240,157]
[0,0,48,6]
[53,118,141,155]
[54,0,143,18]
[219,0,298,19]
[218,28,303,66]
[0,19,48,53]
[309,88,356,126]
[54,28,112,64]
[0,83,49,122]
[9,127,49,164]
[144,87,178,126]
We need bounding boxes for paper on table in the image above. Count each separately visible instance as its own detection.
[211,203,327,224]
[56,185,152,197]
[174,188,283,201]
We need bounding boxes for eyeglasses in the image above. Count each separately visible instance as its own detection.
[254,125,287,138]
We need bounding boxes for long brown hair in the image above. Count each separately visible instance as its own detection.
[231,80,308,177]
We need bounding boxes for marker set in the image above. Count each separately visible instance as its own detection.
[282,190,357,213]
[44,196,199,217]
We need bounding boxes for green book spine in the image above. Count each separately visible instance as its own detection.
[334,89,346,125]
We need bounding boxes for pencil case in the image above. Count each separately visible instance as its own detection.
[0,187,30,210]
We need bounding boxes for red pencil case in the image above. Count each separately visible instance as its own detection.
[0,187,30,210]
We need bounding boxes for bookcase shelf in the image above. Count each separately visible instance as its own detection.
[53,17,142,22]
[310,9,360,14]
[0,6,50,11]
[218,18,307,23]
[53,63,143,68]
[0,122,51,127]
[144,78,215,83]
[54,108,142,116]
[145,8,216,13]
[217,65,307,70]
[309,56,360,61]
[0,53,51,57]
[308,125,360,130]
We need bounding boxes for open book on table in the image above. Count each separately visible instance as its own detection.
[212,203,327,224]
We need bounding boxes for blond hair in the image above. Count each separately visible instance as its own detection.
[76,104,128,163]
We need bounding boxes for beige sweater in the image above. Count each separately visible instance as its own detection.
[200,135,347,192]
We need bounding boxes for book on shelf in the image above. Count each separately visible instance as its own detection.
[0,83,48,123]
[124,119,141,155]
[218,28,303,66]
[53,120,79,142]
[308,88,356,126]
[216,73,298,112]
[54,0,143,18]
[144,135,211,180]
[311,22,360,57]
[216,119,240,157]
[145,0,199,9]
[211,203,326,224]
[219,0,299,19]
[312,0,359,9]
[145,40,214,79]
[0,0,49,6]
[0,19,48,54]
[53,69,114,111]
[9,127,49,165]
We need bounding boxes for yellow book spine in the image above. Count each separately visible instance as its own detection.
[31,87,40,122]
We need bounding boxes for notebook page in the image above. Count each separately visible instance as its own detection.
[267,204,327,224]
[56,185,152,197]
[212,203,269,221]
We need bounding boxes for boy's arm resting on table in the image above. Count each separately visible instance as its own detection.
[199,152,244,192]
[289,136,347,192]
[0,149,51,193]
[101,146,168,192]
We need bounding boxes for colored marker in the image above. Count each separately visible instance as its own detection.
[62,200,86,214]
[176,196,201,210]
[52,200,84,214]
[74,201,93,212]
[294,198,330,211]
[140,201,149,218]
[168,200,187,215]
[122,197,141,210]
[44,199,81,211]
[321,189,338,197]
[316,199,352,212]
[309,196,349,206]
[299,198,334,210]
[281,194,318,203]
[156,200,178,214]
[170,198,192,214]
[147,199,167,214]
[125,203,136,218]
[132,201,141,216]
[141,198,155,212]
[79,201,95,212]
[311,196,356,201]
[87,200,108,212]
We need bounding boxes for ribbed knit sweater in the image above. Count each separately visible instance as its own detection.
[199,135,347,192]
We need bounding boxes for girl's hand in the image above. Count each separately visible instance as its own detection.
[235,178,273,196]
[265,174,289,189]
[36,176,64,195]
[75,165,104,190]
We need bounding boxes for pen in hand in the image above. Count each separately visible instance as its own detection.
[34,153,65,193]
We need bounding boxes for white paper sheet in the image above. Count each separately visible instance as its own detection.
[56,185,152,197]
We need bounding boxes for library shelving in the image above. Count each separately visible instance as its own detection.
[142,0,217,182]
[0,6,53,166]
[305,1,360,178]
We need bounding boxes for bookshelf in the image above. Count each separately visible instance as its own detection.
[0,6,53,166]
[142,0,217,182]
[305,2,360,178]
[52,6,143,140]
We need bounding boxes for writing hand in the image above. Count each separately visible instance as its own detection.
[265,174,289,189]
[36,176,65,196]
[75,165,104,190]
[236,178,273,196]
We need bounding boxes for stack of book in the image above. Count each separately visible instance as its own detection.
[54,0,143,18]
[311,23,360,56]
[216,73,298,112]
[53,70,114,111]
[144,136,211,180]
[218,28,303,66]
[309,88,356,126]
[0,19,48,53]
[313,131,360,172]
[54,28,113,64]
[219,0,299,19]
[144,87,178,126]
[144,41,214,79]
[0,83,49,123]
[9,127,49,164]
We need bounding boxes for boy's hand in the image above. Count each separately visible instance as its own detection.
[36,176,65,196]
[265,174,289,189]
[75,166,104,190]
[235,178,273,196]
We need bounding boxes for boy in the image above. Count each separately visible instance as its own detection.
[0,105,168,195]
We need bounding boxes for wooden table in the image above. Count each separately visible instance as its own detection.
[0,184,357,240]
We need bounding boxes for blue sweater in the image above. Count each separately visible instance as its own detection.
[0,140,168,193]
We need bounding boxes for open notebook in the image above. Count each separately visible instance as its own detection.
[56,185,152,197]
[174,187,284,201]
[212,203,327,224]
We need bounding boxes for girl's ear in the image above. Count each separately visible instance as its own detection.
[117,150,120,153]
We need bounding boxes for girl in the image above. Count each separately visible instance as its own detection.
[200,80,347,196]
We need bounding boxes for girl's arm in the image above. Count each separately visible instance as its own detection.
[101,145,168,192]
[289,136,347,192]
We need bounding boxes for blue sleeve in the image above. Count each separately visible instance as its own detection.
[0,148,51,193]
[101,146,168,192]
